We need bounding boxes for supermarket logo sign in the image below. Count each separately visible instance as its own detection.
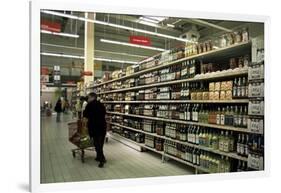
[129,35,151,46]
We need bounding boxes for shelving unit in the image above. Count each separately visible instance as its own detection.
[91,37,264,174]
[108,121,248,162]
[107,111,254,134]
[91,41,251,89]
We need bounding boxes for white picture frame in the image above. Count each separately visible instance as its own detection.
[30,0,270,192]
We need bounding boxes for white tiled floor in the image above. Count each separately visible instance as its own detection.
[40,114,194,183]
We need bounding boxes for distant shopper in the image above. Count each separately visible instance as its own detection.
[54,98,62,122]
[75,98,82,119]
[83,92,107,168]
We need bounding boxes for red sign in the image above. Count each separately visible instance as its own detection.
[129,36,151,46]
[81,71,93,76]
[41,20,61,32]
[41,67,49,75]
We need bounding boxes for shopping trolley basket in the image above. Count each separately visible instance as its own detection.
[68,119,94,163]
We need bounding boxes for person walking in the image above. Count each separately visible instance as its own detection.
[54,98,62,122]
[83,92,107,168]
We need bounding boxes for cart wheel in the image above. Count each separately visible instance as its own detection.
[72,150,76,158]
[81,150,85,163]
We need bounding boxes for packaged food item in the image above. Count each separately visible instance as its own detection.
[197,92,203,100]
[234,31,242,43]
[242,28,249,42]
[243,55,249,67]
[191,92,197,100]
[238,57,244,68]
[215,82,221,91]
[203,92,209,100]
[226,81,233,90]
[209,91,214,100]
[209,82,215,91]
[221,81,227,91]
[214,91,220,100]
[220,91,226,100]
[225,90,232,100]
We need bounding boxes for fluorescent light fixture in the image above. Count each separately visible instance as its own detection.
[41,52,84,59]
[41,52,138,64]
[138,20,159,27]
[41,30,79,38]
[140,16,167,23]
[41,10,192,43]
[100,38,166,52]
[167,24,175,28]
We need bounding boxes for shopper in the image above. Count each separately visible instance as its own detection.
[83,92,107,168]
[54,98,62,122]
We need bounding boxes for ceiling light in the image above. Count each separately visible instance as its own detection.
[41,30,79,38]
[41,52,138,64]
[41,10,192,43]
[167,24,175,28]
[100,38,166,51]
[138,20,159,27]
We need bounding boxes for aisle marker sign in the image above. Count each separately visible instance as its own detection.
[129,36,151,46]
[53,65,61,86]
[41,20,61,32]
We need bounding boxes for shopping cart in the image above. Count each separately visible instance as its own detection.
[68,119,94,163]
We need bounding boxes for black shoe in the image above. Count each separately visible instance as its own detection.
[98,162,104,168]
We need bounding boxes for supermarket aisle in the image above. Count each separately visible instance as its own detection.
[40,114,194,183]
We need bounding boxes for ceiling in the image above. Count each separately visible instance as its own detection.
[40,10,264,82]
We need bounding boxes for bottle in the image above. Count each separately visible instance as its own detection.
[237,106,242,127]
[242,106,248,128]
[241,77,246,98]
[237,160,242,172]
[237,77,242,98]
[211,131,219,150]
[189,60,196,78]
[202,129,207,146]
[223,131,230,152]
[216,107,221,125]
[193,104,199,122]
[244,134,249,157]
[233,78,237,98]
[195,126,200,145]
[229,131,235,152]
[229,106,234,126]
[225,106,230,126]
[233,106,238,127]
[237,134,241,155]
[240,134,245,156]
[193,148,197,165]
[219,131,225,151]
[220,107,225,125]
[187,104,191,121]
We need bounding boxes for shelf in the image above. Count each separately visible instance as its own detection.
[108,122,248,162]
[106,111,254,134]
[97,68,248,95]
[163,153,200,171]
[102,99,249,104]
[109,132,143,152]
[140,144,164,155]
[91,41,251,89]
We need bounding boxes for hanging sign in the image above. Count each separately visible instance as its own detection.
[81,71,93,76]
[129,36,151,46]
[41,20,61,32]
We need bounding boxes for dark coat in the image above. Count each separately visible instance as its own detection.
[54,101,62,113]
[83,100,106,137]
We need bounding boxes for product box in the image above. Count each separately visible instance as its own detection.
[225,90,233,100]
[248,64,264,80]
[248,100,264,116]
[247,153,264,170]
[196,92,203,100]
[226,80,233,90]
[143,120,156,133]
[220,91,226,100]
[215,82,221,91]
[191,92,197,100]
[248,118,264,134]
[214,91,220,100]
[248,82,264,97]
[209,82,215,91]
[221,81,227,91]
[203,92,209,100]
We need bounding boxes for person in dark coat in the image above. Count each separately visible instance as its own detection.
[83,92,107,168]
[54,98,62,122]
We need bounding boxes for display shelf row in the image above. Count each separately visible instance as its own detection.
[91,41,251,88]
[106,111,255,134]
[102,99,249,104]
[97,68,248,95]
[108,121,248,162]
[110,131,209,173]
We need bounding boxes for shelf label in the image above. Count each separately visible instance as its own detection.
[249,101,264,115]
[249,83,264,97]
